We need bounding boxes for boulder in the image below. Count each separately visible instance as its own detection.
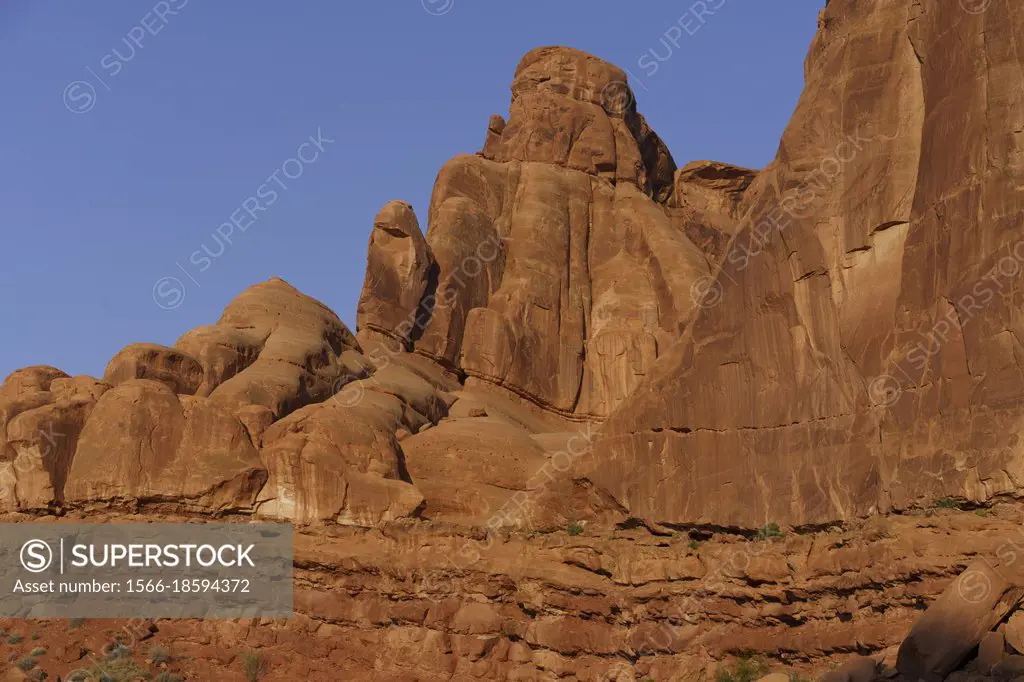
[0,372,108,510]
[401,417,598,528]
[1,366,68,395]
[64,380,266,510]
[480,114,505,160]
[1006,610,1024,653]
[402,418,549,524]
[356,200,436,346]
[102,342,203,394]
[175,277,363,418]
[977,630,1006,672]
[254,348,457,526]
[5,397,94,508]
[897,560,1024,680]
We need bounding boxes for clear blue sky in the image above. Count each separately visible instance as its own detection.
[0,0,824,380]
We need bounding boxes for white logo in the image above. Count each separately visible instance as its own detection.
[63,80,97,114]
[868,374,903,407]
[690,275,724,308]
[421,0,454,16]
[600,80,635,116]
[152,276,186,310]
[958,569,992,603]
[960,0,992,14]
[20,539,53,573]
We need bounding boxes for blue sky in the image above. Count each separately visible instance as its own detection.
[0,0,824,379]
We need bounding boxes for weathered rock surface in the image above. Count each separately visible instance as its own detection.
[898,559,1024,679]
[175,277,363,416]
[102,342,203,395]
[3,508,1021,680]
[255,383,427,525]
[357,200,436,348]
[358,46,718,420]
[64,379,266,510]
[587,0,1024,529]
[0,368,108,509]
[2,0,1024,678]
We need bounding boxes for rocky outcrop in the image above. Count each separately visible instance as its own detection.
[0,367,107,510]
[3,0,1024,677]
[253,355,448,525]
[175,277,364,416]
[64,379,266,510]
[356,200,436,348]
[6,508,1023,680]
[358,46,721,420]
[102,343,203,395]
[586,0,1024,529]
[898,558,1024,679]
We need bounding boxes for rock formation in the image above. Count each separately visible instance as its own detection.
[363,45,722,420]
[2,0,1024,678]
[587,0,1024,530]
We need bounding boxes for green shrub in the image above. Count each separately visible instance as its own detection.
[756,523,784,541]
[7,632,23,644]
[155,673,185,682]
[566,522,584,536]
[106,643,132,660]
[688,539,700,550]
[82,657,150,682]
[17,657,36,671]
[149,645,172,665]
[29,647,45,657]
[934,497,961,510]
[30,632,40,640]
[242,650,269,682]
[716,656,769,682]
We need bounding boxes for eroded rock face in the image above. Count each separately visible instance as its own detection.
[103,343,203,395]
[256,389,423,525]
[358,46,720,419]
[587,0,1024,528]
[9,3,1018,536]
[2,3,1022,675]
[500,46,674,195]
[64,380,266,510]
[176,277,363,417]
[402,418,552,524]
[357,200,436,347]
[0,368,108,510]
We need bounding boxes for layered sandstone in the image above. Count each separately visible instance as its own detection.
[3,507,1022,680]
